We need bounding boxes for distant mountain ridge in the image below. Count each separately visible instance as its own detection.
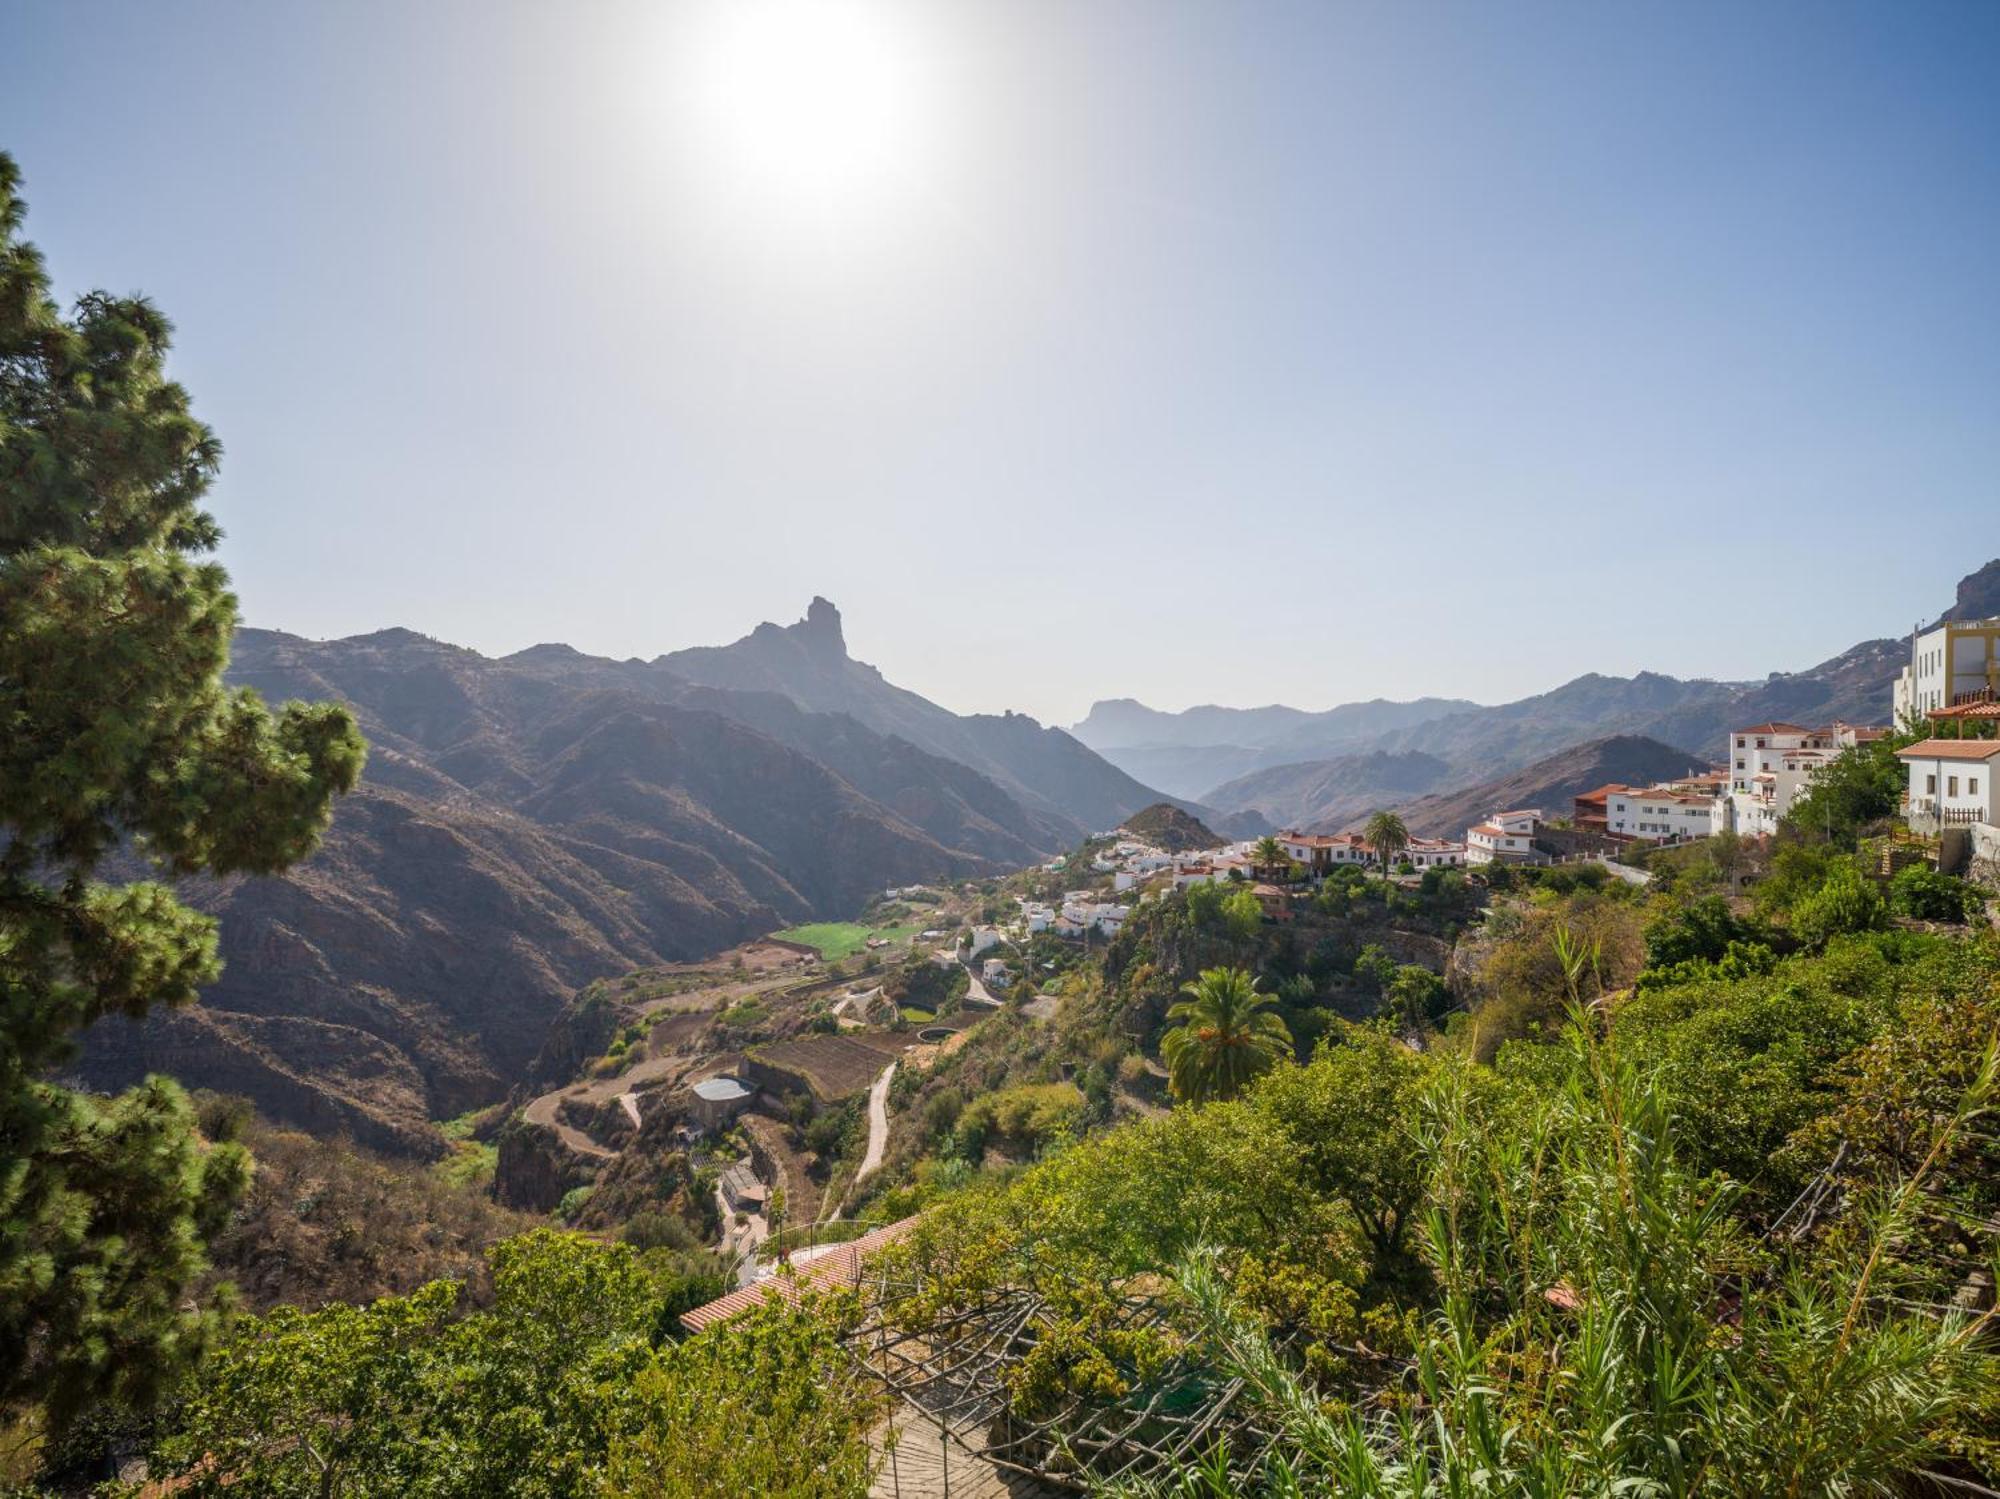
[1070,695,1479,797]
[1092,562,1998,831]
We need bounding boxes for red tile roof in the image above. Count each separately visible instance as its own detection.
[1732,723,1815,735]
[1894,738,2000,763]
[679,1217,918,1333]
[1573,783,1629,806]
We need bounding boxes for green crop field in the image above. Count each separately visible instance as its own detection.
[771,921,874,959]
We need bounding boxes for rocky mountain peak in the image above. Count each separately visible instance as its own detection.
[795,596,847,659]
[1938,558,2000,626]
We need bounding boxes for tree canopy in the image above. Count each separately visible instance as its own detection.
[0,152,365,1430]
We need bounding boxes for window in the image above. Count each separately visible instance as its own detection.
[1927,774,1937,795]
[1971,777,1981,796]
[1948,775,1959,798]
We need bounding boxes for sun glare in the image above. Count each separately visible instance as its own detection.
[670,0,935,238]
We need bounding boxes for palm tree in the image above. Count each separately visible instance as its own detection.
[1363,810,1409,884]
[1159,966,1293,1104]
[1252,834,1287,881]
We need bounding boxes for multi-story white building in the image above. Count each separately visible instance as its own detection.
[1720,723,1836,837]
[1895,739,2000,832]
[1466,810,1542,866]
[1892,617,2000,722]
[1606,785,1718,843]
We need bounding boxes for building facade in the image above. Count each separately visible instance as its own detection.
[1606,786,1717,842]
[1466,809,1542,865]
[1893,617,2000,722]
[1895,739,2000,832]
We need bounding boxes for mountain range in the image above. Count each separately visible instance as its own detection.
[1074,559,2000,830]
[79,601,1236,1153]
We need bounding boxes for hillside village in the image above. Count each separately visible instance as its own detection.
[471,607,2000,1358]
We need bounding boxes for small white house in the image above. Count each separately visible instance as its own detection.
[1405,837,1467,869]
[966,926,1002,957]
[982,957,1012,989]
[1896,739,2000,832]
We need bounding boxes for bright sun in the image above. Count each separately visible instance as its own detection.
[671,0,934,237]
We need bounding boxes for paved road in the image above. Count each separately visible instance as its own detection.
[1597,855,1653,887]
[856,1062,895,1182]
[963,969,1000,1008]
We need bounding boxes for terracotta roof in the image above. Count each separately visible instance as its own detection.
[1732,723,1814,736]
[680,1216,918,1333]
[1573,784,1628,806]
[1469,823,1506,837]
[1894,738,2000,762]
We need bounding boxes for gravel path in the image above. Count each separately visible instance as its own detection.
[856,1061,895,1181]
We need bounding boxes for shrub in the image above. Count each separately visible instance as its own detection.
[1889,864,1980,924]
[1791,862,1888,949]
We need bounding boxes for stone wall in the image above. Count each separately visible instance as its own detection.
[1968,822,2000,892]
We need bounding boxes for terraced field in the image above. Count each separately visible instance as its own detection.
[751,1031,908,1100]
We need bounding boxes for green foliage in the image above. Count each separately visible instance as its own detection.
[1362,811,1408,878]
[1782,731,1916,848]
[0,154,365,1432]
[956,1082,1085,1158]
[150,1229,876,1497]
[1889,862,1982,923]
[1790,860,1889,948]
[1385,964,1449,1032]
[1127,1009,1997,1497]
[1641,893,1767,968]
[1185,881,1263,943]
[1160,967,1293,1103]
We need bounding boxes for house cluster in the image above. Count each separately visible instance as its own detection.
[1019,892,1131,939]
[1887,615,2000,854]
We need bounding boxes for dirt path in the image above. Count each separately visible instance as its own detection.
[521,1048,691,1155]
[856,1062,895,1181]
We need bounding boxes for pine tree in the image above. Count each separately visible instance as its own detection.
[0,153,365,1429]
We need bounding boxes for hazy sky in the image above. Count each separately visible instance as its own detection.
[5,0,1996,725]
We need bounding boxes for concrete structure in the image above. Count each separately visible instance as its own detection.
[1466,810,1542,866]
[720,1162,768,1214]
[689,1074,754,1130]
[966,926,1002,957]
[1895,738,2000,833]
[1892,617,2000,722]
[981,957,1011,989]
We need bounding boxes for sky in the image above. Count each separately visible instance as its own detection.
[4,0,1997,726]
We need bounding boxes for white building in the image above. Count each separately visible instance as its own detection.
[1720,723,1837,837]
[966,925,1002,957]
[1892,618,2000,722]
[1054,897,1130,937]
[1466,810,1542,866]
[1277,831,1378,874]
[982,957,1012,989]
[1020,901,1054,933]
[1405,837,1467,869]
[1606,786,1718,843]
[1895,739,2000,832]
